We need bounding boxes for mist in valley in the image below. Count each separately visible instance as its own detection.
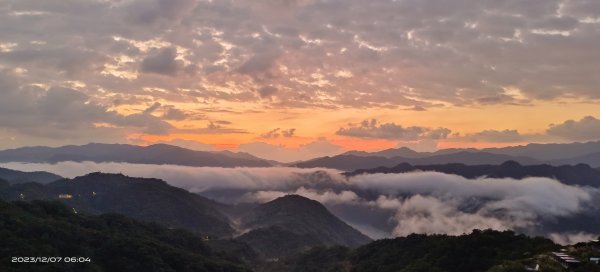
[3,161,598,245]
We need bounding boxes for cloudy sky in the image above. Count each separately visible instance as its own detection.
[1,0,599,161]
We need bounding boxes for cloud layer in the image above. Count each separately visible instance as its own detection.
[3,162,598,244]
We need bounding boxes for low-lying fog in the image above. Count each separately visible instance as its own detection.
[2,161,599,245]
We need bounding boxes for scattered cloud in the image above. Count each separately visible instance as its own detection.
[0,72,172,140]
[2,0,599,110]
[260,128,296,138]
[336,119,451,141]
[257,86,278,98]
[454,129,525,143]
[547,116,600,141]
[1,0,600,148]
[238,138,342,162]
[140,47,184,76]
[407,105,427,111]
[161,105,188,120]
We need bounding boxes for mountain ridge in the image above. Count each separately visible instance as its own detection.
[0,172,235,237]
[346,160,600,187]
[236,195,372,258]
[0,143,274,167]
[0,167,62,184]
[0,173,373,258]
[291,152,541,171]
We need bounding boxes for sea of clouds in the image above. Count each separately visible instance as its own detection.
[2,161,598,244]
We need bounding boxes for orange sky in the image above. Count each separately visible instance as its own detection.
[132,98,600,154]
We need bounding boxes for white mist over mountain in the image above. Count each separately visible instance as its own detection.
[2,161,598,244]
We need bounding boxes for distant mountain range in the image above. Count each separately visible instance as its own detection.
[291,152,541,171]
[347,160,600,187]
[1,141,600,170]
[0,143,274,167]
[0,167,62,184]
[293,141,600,170]
[344,141,600,161]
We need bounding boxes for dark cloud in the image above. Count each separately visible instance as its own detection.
[407,105,427,111]
[0,71,173,140]
[175,121,247,135]
[546,116,600,141]
[260,128,281,138]
[126,0,199,25]
[161,105,188,120]
[260,128,296,138]
[237,50,282,78]
[281,128,296,137]
[140,47,183,76]
[336,119,451,141]
[142,102,162,114]
[257,85,278,98]
[2,0,599,109]
[0,47,108,77]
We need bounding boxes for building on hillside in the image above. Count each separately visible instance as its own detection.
[551,252,581,269]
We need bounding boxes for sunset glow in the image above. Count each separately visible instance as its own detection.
[1,0,600,161]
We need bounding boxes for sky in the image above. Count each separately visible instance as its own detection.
[1,0,600,162]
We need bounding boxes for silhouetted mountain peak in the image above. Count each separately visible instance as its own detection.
[500,160,522,168]
[70,172,168,186]
[237,194,371,257]
[259,194,330,215]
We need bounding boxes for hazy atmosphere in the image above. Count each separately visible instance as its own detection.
[3,161,599,244]
[2,1,600,271]
[1,0,600,161]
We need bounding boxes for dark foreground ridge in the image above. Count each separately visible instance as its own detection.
[267,230,600,272]
[0,173,372,256]
[0,199,250,272]
[0,172,235,237]
[2,200,600,272]
[2,172,600,271]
